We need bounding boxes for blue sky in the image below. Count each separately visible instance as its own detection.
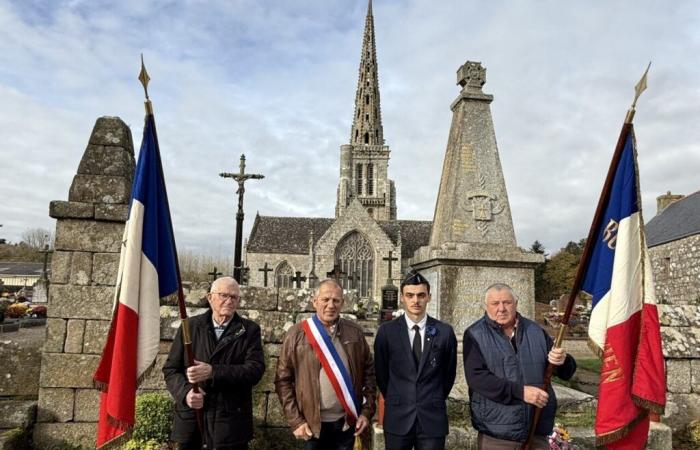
[1,0,699,256]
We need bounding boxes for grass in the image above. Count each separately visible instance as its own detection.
[576,358,602,374]
[556,407,597,428]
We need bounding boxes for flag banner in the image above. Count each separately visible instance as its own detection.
[581,126,666,448]
[93,113,179,448]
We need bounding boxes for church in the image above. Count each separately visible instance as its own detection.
[244,1,431,299]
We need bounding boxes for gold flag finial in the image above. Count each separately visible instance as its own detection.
[139,54,151,100]
[625,62,651,124]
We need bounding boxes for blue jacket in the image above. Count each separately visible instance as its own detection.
[466,314,569,442]
[374,315,457,437]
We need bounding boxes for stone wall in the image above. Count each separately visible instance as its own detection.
[34,117,135,448]
[649,234,700,305]
[660,305,700,432]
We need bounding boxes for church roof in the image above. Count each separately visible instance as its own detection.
[247,215,334,254]
[247,214,432,257]
[646,190,700,247]
[378,220,432,259]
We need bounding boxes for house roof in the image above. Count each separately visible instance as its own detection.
[646,190,700,247]
[0,262,44,276]
[246,214,432,258]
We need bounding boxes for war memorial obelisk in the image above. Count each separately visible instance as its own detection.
[411,61,543,331]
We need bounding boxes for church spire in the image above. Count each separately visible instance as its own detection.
[350,0,383,146]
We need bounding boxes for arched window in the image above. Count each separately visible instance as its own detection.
[275,261,294,288]
[335,231,374,297]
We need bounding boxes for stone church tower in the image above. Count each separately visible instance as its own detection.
[336,0,397,221]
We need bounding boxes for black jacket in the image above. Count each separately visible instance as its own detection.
[163,310,265,448]
[374,315,458,437]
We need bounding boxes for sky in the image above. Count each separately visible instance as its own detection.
[1,0,699,257]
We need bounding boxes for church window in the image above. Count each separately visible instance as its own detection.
[365,113,369,121]
[365,95,369,105]
[356,164,363,194]
[364,132,369,144]
[335,231,374,297]
[367,164,374,195]
[275,261,294,288]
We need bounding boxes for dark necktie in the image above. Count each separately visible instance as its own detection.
[412,324,422,365]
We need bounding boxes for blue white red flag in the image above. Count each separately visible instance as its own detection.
[302,315,360,422]
[581,126,665,448]
[93,112,179,448]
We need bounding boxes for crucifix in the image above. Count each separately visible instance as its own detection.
[38,244,52,282]
[220,154,264,283]
[208,267,222,282]
[291,271,307,289]
[382,251,398,284]
[326,264,347,282]
[258,262,273,287]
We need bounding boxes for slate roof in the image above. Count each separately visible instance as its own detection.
[247,215,335,254]
[0,262,44,276]
[246,214,432,258]
[646,190,700,247]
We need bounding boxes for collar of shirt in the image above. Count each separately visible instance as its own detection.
[212,317,231,330]
[404,313,427,330]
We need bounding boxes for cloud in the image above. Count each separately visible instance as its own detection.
[1,0,699,258]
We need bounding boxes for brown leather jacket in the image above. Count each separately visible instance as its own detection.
[275,317,376,438]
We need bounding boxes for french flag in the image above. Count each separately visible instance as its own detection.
[93,109,179,448]
[581,126,666,448]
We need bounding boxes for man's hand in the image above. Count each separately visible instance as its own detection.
[186,359,212,384]
[523,385,548,409]
[354,415,369,436]
[548,347,567,366]
[186,388,205,409]
[293,422,313,441]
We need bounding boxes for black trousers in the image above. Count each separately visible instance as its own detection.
[304,417,356,450]
[384,418,446,450]
[178,442,248,450]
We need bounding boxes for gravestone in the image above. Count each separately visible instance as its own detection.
[410,61,543,332]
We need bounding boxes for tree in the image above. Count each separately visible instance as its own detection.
[21,228,53,250]
[530,240,548,302]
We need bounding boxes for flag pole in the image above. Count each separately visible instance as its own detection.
[138,55,204,434]
[523,62,651,450]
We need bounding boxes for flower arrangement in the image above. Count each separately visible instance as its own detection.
[548,423,580,449]
[5,303,29,319]
[426,325,438,337]
[29,305,48,318]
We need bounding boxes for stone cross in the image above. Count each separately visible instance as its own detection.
[326,264,347,282]
[219,154,264,283]
[258,262,273,287]
[208,267,222,282]
[382,251,398,284]
[347,270,360,289]
[38,244,52,282]
[291,271,307,289]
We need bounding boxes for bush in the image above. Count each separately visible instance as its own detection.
[5,303,29,318]
[131,392,173,443]
[123,439,169,450]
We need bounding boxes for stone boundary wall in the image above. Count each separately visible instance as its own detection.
[649,234,700,305]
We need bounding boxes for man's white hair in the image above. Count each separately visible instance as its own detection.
[210,276,239,293]
[483,283,517,303]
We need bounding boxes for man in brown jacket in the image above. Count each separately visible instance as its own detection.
[275,279,376,450]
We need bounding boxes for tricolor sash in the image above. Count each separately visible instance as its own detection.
[301,315,360,423]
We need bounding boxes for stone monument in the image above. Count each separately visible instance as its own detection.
[410,61,543,332]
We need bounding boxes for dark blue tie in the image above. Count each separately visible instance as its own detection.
[412,324,422,365]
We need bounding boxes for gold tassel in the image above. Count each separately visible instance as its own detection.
[353,435,362,450]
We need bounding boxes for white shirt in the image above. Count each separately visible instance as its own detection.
[212,317,231,340]
[404,313,427,352]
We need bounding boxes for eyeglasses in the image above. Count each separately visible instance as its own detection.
[212,292,239,302]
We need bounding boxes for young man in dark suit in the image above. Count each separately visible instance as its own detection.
[374,269,458,450]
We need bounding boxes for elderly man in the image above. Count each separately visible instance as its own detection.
[374,269,457,450]
[275,279,376,450]
[463,283,577,450]
[163,276,265,450]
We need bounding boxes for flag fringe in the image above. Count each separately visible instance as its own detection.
[594,410,648,446]
[136,357,159,387]
[633,394,665,416]
[96,415,134,450]
[587,337,603,358]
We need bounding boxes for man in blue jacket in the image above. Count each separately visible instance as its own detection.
[464,283,576,449]
[374,269,458,450]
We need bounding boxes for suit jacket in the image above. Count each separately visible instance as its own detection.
[374,315,457,437]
